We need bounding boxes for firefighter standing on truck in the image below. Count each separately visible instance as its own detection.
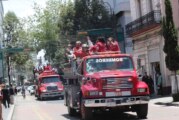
[74,44,91,58]
[87,36,107,52]
[107,37,121,52]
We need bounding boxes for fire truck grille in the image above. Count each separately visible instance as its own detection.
[103,77,133,89]
[47,86,58,91]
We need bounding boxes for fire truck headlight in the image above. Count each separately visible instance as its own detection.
[137,88,147,93]
[58,88,63,91]
[42,89,47,92]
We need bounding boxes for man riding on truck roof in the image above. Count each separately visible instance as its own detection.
[87,36,107,52]
[74,44,91,59]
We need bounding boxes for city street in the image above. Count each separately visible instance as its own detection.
[11,94,179,120]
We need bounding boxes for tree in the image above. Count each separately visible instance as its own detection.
[29,0,72,67]
[30,0,61,62]
[163,0,179,101]
[3,11,19,46]
[58,0,75,35]
[3,12,31,85]
[73,0,111,31]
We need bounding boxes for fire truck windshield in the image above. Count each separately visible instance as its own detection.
[86,57,134,73]
[41,77,61,83]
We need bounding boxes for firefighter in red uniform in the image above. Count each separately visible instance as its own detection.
[107,37,121,52]
[87,36,106,52]
[73,41,82,55]
[74,44,91,59]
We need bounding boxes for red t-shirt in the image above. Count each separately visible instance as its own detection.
[73,47,82,56]
[90,42,106,52]
[73,47,82,53]
[74,50,91,58]
[108,41,120,51]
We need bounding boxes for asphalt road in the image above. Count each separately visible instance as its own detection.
[12,93,179,120]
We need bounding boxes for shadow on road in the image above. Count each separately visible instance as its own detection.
[35,97,64,101]
[62,112,146,120]
[155,102,179,107]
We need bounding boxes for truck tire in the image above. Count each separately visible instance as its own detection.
[136,104,148,119]
[67,105,76,116]
[38,94,43,101]
[81,101,93,120]
[61,96,64,100]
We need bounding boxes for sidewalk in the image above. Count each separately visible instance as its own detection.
[2,98,15,120]
[150,96,179,107]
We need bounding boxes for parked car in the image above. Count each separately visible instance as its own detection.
[27,85,36,95]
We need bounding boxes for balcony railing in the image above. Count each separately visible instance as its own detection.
[126,10,161,36]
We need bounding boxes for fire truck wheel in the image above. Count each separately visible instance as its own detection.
[38,95,44,101]
[67,105,76,116]
[61,96,64,100]
[81,102,93,120]
[136,104,148,119]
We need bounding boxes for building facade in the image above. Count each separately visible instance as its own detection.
[126,0,179,95]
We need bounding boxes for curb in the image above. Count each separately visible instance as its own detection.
[6,104,15,120]
[6,97,16,120]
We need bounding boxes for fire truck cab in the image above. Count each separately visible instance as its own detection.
[35,66,64,100]
[63,52,149,120]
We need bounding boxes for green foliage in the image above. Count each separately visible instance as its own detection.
[29,0,61,61]
[163,0,179,98]
[58,0,75,35]
[73,0,111,31]
[3,11,19,45]
[53,48,66,68]
[3,12,31,68]
[11,53,29,65]
[163,0,179,71]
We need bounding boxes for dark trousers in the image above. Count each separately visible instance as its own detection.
[3,97,10,108]
[158,85,162,95]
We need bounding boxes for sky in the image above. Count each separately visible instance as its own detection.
[3,0,47,18]
[3,0,48,64]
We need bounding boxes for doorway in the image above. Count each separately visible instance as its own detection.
[151,62,161,95]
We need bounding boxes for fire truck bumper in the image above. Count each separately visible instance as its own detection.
[41,91,64,98]
[84,96,149,107]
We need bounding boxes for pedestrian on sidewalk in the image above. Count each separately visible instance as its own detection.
[14,87,17,95]
[157,73,162,95]
[9,84,15,104]
[0,84,3,120]
[142,72,148,84]
[148,75,154,96]
[1,85,10,108]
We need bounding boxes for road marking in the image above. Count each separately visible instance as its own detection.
[32,106,45,120]
[32,105,53,120]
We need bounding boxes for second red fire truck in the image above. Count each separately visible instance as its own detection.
[35,66,64,100]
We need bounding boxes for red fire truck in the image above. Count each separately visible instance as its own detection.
[35,66,64,100]
[63,52,149,120]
